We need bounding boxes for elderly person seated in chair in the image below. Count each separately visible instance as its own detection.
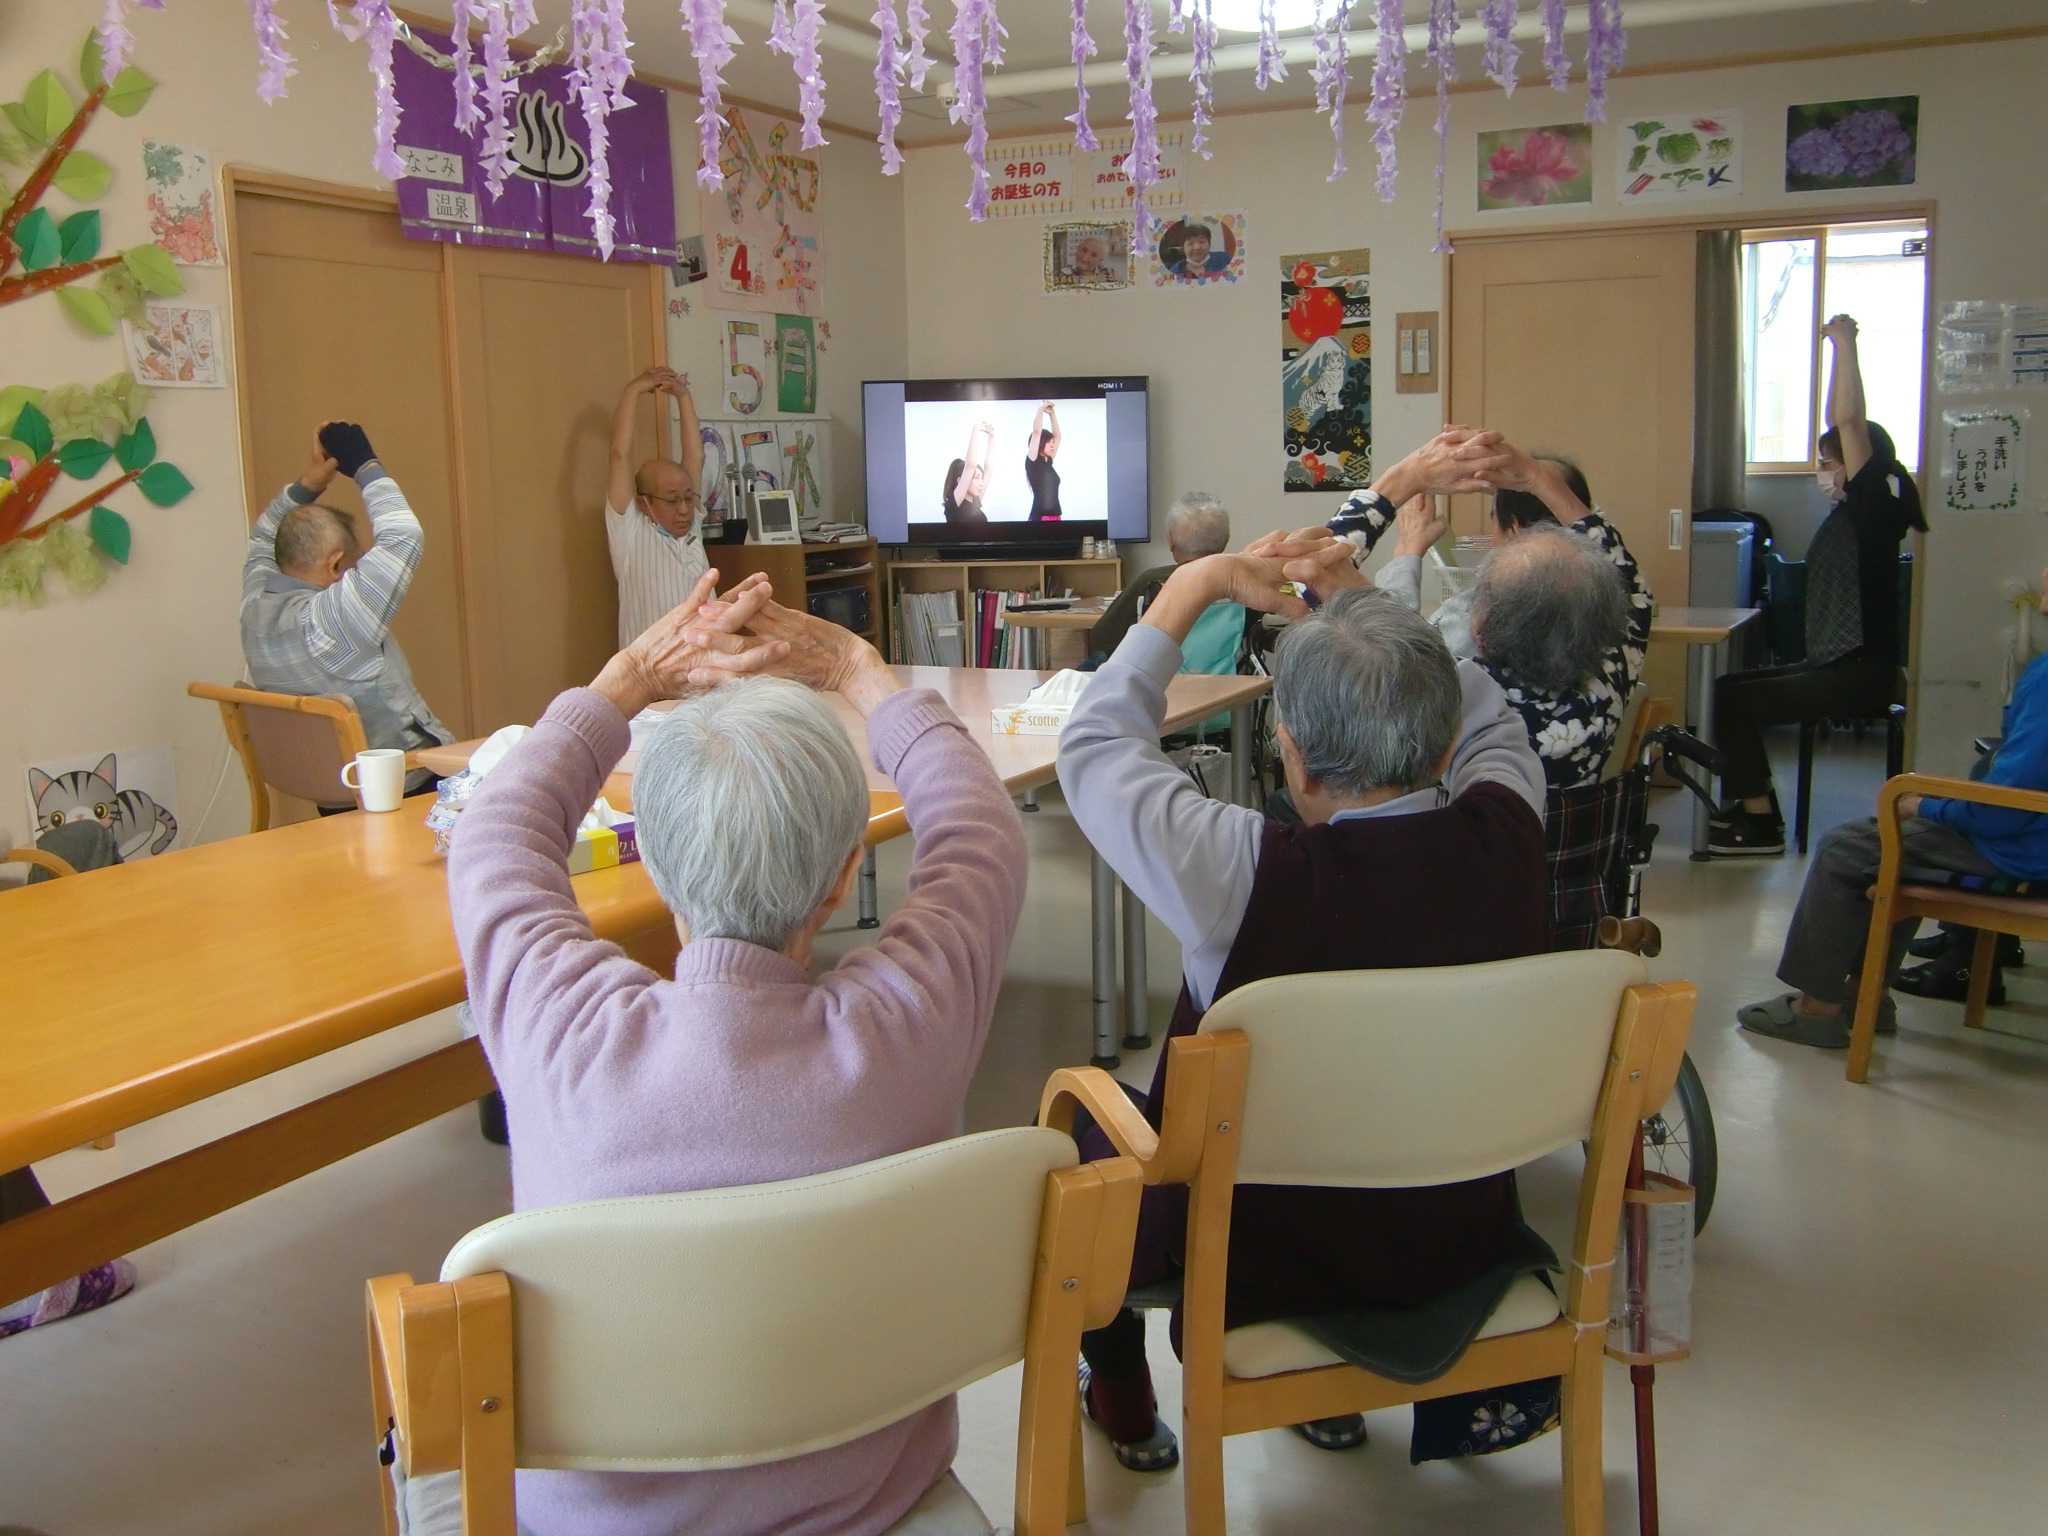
[1087,491,1236,664]
[1057,546,1555,1472]
[1741,571,2048,1048]
[447,571,1027,1536]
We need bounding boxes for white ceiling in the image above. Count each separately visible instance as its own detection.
[398,0,2045,146]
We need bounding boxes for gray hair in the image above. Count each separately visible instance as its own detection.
[1470,523,1629,694]
[1272,587,1462,797]
[274,504,358,573]
[1165,491,1230,559]
[633,676,869,950]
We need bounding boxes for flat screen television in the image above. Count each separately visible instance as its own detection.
[863,376,1149,551]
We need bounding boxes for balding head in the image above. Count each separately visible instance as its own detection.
[274,503,361,586]
[634,458,701,538]
[1470,523,1629,694]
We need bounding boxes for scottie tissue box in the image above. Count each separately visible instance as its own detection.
[990,670,1090,736]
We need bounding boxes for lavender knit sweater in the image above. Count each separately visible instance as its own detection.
[448,685,1028,1536]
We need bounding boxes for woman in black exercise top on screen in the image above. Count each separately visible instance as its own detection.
[1025,401,1064,522]
[943,420,994,525]
[1708,313,1927,857]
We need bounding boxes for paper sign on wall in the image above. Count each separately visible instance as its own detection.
[1942,409,2027,513]
[700,107,821,317]
[984,140,1077,218]
[1617,111,1740,202]
[123,301,225,387]
[24,742,180,861]
[142,141,222,265]
[1939,301,2048,394]
[776,314,817,413]
[724,320,769,414]
[1090,131,1186,214]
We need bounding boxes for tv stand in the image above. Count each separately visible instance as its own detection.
[885,551,1123,664]
[933,540,1085,562]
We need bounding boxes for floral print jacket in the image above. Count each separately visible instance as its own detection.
[1327,491,1654,790]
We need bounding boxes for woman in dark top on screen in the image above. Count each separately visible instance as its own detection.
[1025,401,1064,522]
[943,420,994,525]
[1708,314,1927,857]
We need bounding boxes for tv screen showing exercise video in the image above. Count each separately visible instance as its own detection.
[862,377,1150,546]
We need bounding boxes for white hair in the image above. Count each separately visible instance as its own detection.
[1166,492,1230,558]
[633,677,868,951]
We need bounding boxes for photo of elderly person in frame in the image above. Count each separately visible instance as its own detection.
[1046,221,1133,292]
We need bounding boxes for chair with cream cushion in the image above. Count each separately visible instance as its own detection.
[365,1127,1142,1536]
[1041,951,1696,1536]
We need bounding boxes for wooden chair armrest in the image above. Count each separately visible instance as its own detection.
[3,848,78,879]
[1039,1067,1162,1175]
[1881,771,2048,821]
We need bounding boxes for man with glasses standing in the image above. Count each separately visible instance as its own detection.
[606,365,710,646]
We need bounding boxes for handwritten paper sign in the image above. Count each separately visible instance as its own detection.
[1942,409,2027,513]
[1090,131,1186,214]
[983,141,1076,218]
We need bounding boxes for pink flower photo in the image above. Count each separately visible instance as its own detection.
[1477,123,1595,210]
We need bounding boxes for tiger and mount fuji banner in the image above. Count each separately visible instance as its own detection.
[390,26,676,264]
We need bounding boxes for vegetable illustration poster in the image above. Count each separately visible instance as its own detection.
[699,107,821,317]
[1618,111,1740,202]
[1281,249,1371,493]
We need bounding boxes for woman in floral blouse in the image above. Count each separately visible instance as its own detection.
[1327,438,1654,790]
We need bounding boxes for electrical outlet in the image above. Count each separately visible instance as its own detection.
[1668,509,1684,550]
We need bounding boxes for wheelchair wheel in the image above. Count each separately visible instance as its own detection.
[1640,1052,1718,1234]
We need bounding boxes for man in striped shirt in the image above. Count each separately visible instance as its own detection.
[607,365,710,647]
[241,422,451,802]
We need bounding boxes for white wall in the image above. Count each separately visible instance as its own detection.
[0,0,904,862]
[900,34,2048,775]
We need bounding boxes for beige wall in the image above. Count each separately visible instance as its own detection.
[0,1,904,859]
[900,34,2048,775]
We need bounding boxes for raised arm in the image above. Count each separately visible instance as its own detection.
[1328,428,1508,559]
[668,372,705,487]
[243,432,340,606]
[1822,315,1874,479]
[297,428,427,683]
[607,366,678,514]
[1044,402,1062,457]
[963,420,994,483]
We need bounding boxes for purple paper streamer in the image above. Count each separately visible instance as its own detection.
[1584,0,1627,122]
[246,0,297,102]
[448,0,479,130]
[97,0,143,83]
[904,0,933,91]
[1122,0,1160,230]
[682,0,736,191]
[1168,0,1188,34]
[1366,0,1406,201]
[345,1,406,182]
[568,0,635,258]
[475,1,539,199]
[1189,0,1217,158]
[874,0,905,173]
[1066,0,1100,152]
[981,0,1008,71]
[1254,0,1288,89]
[1428,0,1457,253]
[949,0,996,220]
[1541,0,1569,91]
[1479,0,1518,94]
[767,0,796,54]
[1310,0,1353,182]
[791,0,830,148]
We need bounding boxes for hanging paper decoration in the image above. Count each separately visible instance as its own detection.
[1121,0,1161,229]
[357,2,406,181]
[477,1,533,196]
[874,0,905,173]
[447,0,480,131]
[1427,0,1457,253]
[247,0,297,103]
[1310,1,1352,182]
[566,0,634,257]
[949,0,1000,220]
[94,0,159,86]
[767,0,796,54]
[1480,0,1519,94]
[791,0,829,149]
[1188,0,1218,159]
[1584,0,1628,122]
[1066,0,1099,152]
[904,0,933,90]
[1366,0,1406,200]
[1542,0,1571,91]
[1255,0,1288,89]
[683,0,736,190]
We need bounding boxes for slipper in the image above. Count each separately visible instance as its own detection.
[1079,1362,1180,1472]
[1291,1414,1369,1450]
[1739,993,1896,1043]
[0,1259,136,1341]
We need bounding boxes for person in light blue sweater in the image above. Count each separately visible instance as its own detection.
[1741,580,2048,1049]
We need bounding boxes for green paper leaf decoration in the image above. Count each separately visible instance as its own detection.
[115,418,156,472]
[58,435,113,479]
[122,243,182,296]
[57,285,115,335]
[57,208,101,264]
[12,402,53,460]
[20,70,75,145]
[137,461,193,506]
[96,263,144,321]
[102,66,157,119]
[44,517,107,594]
[40,383,100,443]
[96,373,152,436]
[81,30,106,92]
[89,504,132,564]
[0,439,30,468]
[0,386,45,439]
[16,207,60,272]
[0,538,50,607]
[52,148,111,201]
[1,104,37,148]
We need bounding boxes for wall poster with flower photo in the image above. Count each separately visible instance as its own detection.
[122,301,225,388]
[1618,112,1741,203]
[1477,124,1593,211]
[1785,97,1918,192]
[1281,249,1371,493]
[141,141,221,265]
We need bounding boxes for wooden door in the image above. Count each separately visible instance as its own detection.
[232,189,472,735]
[447,246,662,732]
[1448,229,1697,620]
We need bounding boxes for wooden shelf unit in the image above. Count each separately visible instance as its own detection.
[706,538,884,642]
[884,555,1124,664]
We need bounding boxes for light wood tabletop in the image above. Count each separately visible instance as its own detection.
[999,598,1112,631]
[1648,606,1762,646]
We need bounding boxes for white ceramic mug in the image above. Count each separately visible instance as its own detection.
[341,748,408,813]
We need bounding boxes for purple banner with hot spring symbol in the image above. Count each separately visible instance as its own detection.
[391,27,676,264]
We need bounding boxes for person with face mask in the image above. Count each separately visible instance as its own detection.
[1705,314,1927,856]
[607,366,711,648]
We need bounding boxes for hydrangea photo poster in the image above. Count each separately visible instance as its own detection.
[1785,97,1918,192]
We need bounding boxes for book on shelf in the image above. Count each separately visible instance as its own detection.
[896,589,966,667]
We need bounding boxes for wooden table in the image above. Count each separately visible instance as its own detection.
[1648,606,1761,856]
[1002,599,1112,671]
[420,664,1271,1066]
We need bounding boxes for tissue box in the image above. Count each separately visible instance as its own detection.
[568,820,640,874]
[990,703,1073,736]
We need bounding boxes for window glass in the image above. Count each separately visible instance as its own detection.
[1823,227,1927,469]
[1743,237,1817,464]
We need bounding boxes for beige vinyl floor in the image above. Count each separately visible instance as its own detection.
[7,728,2047,1535]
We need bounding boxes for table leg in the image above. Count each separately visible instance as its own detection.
[1230,702,1254,808]
[1021,788,1038,813]
[1690,640,1721,859]
[1120,880,1151,1050]
[857,847,880,929]
[1090,848,1120,1069]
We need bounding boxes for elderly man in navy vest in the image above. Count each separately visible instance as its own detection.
[1057,528,1553,1471]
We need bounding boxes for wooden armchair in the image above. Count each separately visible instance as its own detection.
[188,682,369,830]
[1041,953,1696,1536]
[1849,772,2048,1082]
[367,1128,1141,1536]
[3,848,80,880]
